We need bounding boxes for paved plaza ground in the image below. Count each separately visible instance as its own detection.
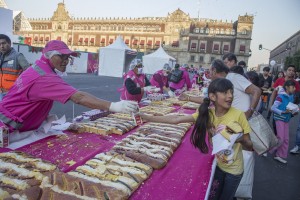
[51,74,300,200]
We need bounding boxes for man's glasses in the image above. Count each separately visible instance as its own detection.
[57,54,71,61]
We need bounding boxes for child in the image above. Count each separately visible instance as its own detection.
[141,78,252,200]
[271,80,296,163]
[192,70,204,88]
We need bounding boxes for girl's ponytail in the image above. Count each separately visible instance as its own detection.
[190,97,213,153]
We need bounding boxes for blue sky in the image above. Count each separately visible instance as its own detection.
[4,0,300,68]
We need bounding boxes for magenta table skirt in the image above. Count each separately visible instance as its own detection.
[0,108,214,200]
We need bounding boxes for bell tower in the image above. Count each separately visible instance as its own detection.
[51,2,71,41]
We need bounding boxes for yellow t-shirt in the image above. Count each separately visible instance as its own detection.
[192,107,251,175]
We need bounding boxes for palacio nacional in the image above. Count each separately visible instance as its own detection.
[12,2,254,67]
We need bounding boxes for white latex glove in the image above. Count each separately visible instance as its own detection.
[143,86,155,92]
[168,90,175,97]
[109,100,138,113]
[153,88,161,92]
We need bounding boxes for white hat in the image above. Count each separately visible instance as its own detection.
[129,59,143,70]
[163,63,171,71]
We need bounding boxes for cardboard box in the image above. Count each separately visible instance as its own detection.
[132,112,143,126]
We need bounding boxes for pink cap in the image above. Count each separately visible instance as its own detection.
[43,40,78,57]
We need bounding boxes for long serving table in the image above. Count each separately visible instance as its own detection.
[0,107,215,200]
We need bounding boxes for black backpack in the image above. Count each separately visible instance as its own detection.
[169,69,183,83]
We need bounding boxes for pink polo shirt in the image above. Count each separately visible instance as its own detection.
[0,56,77,132]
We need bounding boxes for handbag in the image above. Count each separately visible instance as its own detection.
[235,150,255,198]
[248,111,278,155]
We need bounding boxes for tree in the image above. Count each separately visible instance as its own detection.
[285,50,300,72]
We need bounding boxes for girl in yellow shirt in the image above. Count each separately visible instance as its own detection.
[141,78,252,200]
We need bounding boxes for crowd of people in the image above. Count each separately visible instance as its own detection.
[1,33,300,199]
[133,52,299,199]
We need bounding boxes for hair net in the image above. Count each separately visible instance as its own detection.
[44,50,61,59]
[163,63,171,71]
[129,59,143,70]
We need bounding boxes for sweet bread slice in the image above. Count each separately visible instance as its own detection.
[42,171,126,200]
[226,121,243,133]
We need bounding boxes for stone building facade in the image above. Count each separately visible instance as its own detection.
[13,2,253,68]
[270,30,300,67]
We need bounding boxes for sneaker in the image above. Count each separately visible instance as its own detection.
[274,157,287,164]
[290,145,300,154]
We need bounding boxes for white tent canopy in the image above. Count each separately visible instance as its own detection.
[98,36,137,78]
[66,52,88,73]
[143,46,176,74]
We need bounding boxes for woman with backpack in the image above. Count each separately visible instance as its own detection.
[169,64,192,94]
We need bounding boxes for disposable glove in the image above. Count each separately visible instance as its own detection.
[109,100,138,113]
[143,86,155,93]
[153,88,161,93]
[168,90,175,97]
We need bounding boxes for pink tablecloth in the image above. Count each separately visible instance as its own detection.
[16,132,124,172]
[0,108,214,199]
[131,126,214,200]
[0,147,11,153]
[15,127,138,172]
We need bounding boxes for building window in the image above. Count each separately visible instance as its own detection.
[190,42,197,51]
[241,30,247,35]
[226,29,230,35]
[190,55,195,62]
[231,30,235,35]
[155,41,161,47]
[216,29,220,34]
[211,57,215,62]
[200,43,206,51]
[206,28,209,34]
[200,28,204,33]
[213,44,220,53]
[147,40,152,47]
[199,56,204,62]
[194,28,200,33]
[210,29,214,34]
[90,38,95,45]
[78,38,83,45]
[221,29,224,34]
[223,44,229,53]
[239,45,246,53]
[172,41,179,47]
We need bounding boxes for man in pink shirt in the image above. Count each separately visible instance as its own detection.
[0,40,138,133]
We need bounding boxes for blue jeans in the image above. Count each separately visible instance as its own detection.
[209,166,243,200]
[295,118,300,146]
